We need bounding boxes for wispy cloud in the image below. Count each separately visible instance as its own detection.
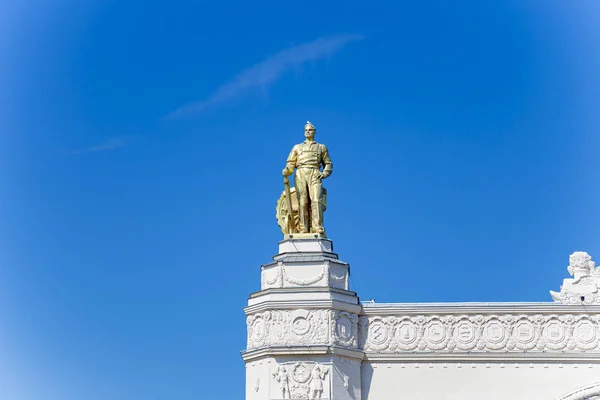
[67,137,130,155]
[167,34,363,118]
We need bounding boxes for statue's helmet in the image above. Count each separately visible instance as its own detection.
[305,121,316,131]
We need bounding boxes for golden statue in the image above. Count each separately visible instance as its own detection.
[276,121,333,236]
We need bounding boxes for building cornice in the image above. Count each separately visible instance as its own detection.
[361,302,600,315]
[364,352,600,363]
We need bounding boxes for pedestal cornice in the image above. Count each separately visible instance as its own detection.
[241,345,365,363]
[246,287,360,314]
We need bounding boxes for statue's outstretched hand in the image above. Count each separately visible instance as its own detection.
[282,168,291,177]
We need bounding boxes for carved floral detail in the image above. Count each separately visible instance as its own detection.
[261,261,348,290]
[283,265,327,286]
[261,262,283,289]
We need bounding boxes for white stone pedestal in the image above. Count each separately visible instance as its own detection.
[243,238,363,400]
[260,238,349,291]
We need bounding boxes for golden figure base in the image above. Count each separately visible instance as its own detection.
[283,233,327,240]
[276,186,328,236]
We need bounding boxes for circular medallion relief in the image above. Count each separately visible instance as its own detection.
[454,321,475,344]
[292,363,311,383]
[368,321,389,345]
[395,322,417,344]
[291,316,311,336]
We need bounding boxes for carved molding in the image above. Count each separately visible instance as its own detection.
[359,314,600,353]
[247,309,359,349]
[555,382,600,400]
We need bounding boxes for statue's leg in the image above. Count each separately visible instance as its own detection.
[308,170,324,234]
[295,169,310,233]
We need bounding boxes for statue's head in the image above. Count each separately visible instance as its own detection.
[304,121,316,140]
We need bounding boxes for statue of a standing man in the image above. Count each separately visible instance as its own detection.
[282,121,333,235]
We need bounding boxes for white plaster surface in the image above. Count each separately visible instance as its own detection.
[246,358,273,400]
[361,362,600,400]
[278,238,333,254]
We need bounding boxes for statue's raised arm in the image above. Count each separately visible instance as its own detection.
[276,121,333,237]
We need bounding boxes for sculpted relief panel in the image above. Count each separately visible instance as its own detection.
[261,260,349,290]
[247,309,358,349]
[358,314,600,353]
[273,362,330,400]
[551,252,600,305]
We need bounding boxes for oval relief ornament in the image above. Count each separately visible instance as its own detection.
[291,315,311,336]
[336,316,353,341]
[425,319,448,350]
[483,319,507,350]
[543,319,567,350]
[334,312,356,347]
[252,316,267,344]
[454,320,476,350]
[574,318,597,350]
[514,319,536,350]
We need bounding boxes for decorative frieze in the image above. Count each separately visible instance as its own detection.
[261,260,349,290]
[358,314,600,353]
[247,309,358,349]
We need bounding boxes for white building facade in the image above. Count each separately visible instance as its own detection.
[242,238,600,399]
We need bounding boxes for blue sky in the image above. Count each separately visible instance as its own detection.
[1,1,599,399]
